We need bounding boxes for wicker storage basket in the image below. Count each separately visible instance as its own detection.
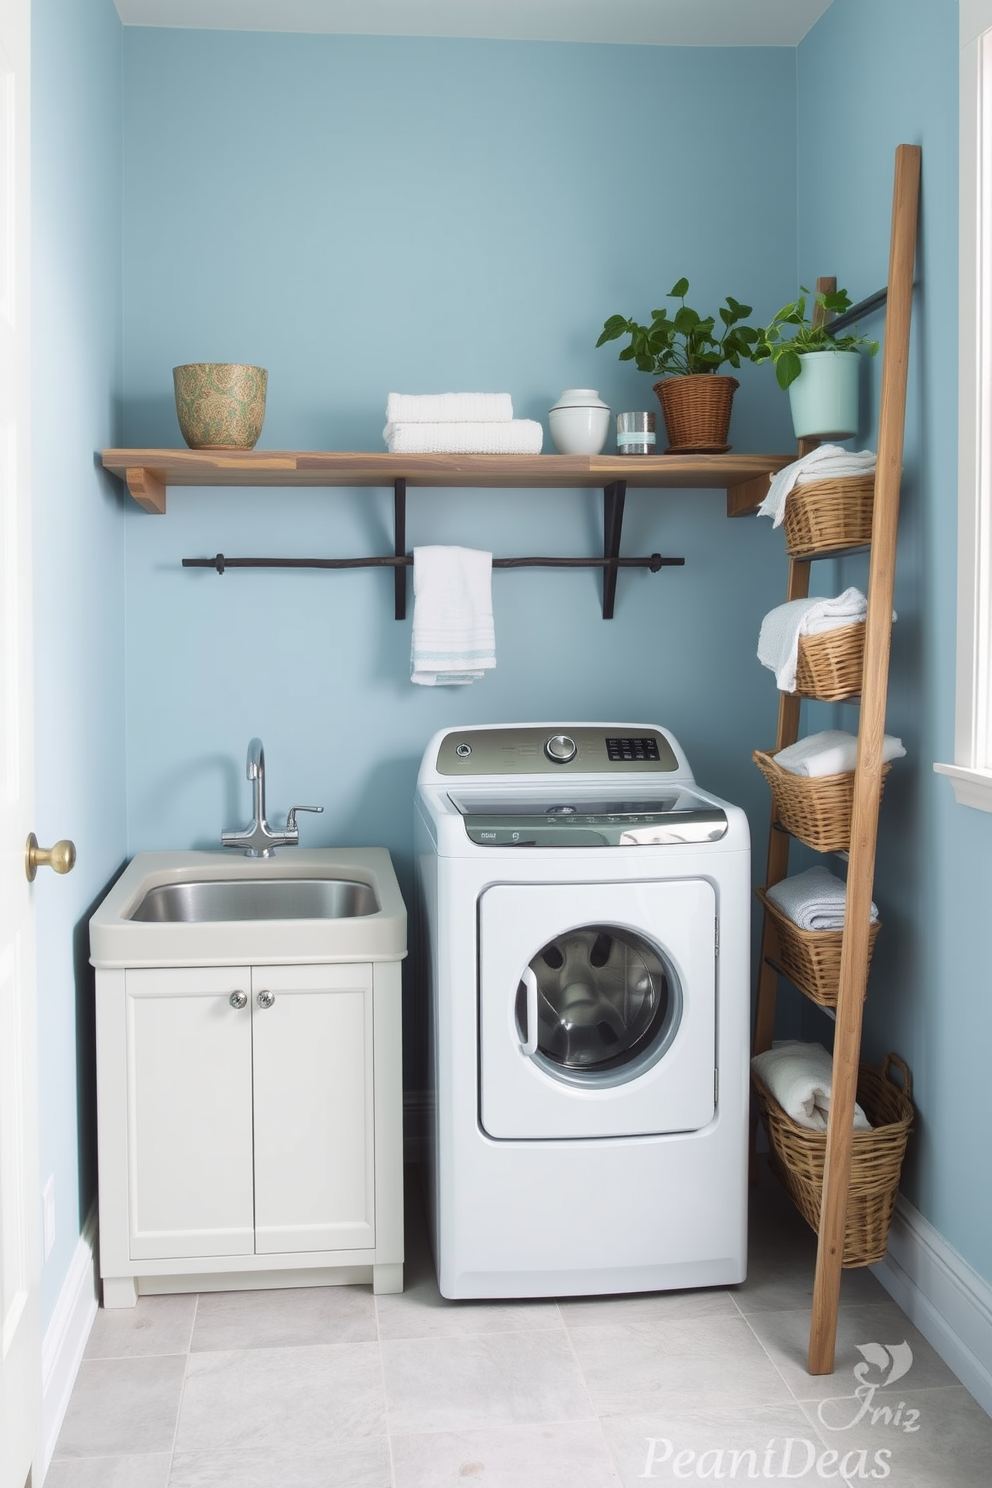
[795,622,865,700]
[783,474,875,558]
[757,887,881,1007]
[752,1054,913,1267]
[653,374,739,453]
[753,748,891,853]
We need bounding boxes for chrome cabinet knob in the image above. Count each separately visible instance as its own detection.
[229,991,248,1009]
[257,990,275,1009]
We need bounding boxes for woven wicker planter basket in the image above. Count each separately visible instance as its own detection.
[757,887,881,1007]
[753,749,891,853]
[653,374,739,453]
[784,474,875,558]
[795,622,865,700]
[752,1054,913,1267]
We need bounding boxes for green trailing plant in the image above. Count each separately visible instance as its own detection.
[755,285,880,390]
[596,277,763,378]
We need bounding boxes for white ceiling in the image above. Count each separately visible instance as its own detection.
[112,0,834,47]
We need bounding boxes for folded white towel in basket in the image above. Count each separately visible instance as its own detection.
[386,392,514,425]
[773,729,907,778]
[757,586,870,693]
[758,444,877,528]
[410,546,496,686]
[385,420,544,455]
[766,865,878,931]
[751,1041,872,1131]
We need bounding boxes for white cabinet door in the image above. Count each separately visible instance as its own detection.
[251,963,375,1254]
[125,967,255,1260]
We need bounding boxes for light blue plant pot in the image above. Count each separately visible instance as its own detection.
[787,349,860,440]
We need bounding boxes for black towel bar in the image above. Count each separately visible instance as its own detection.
[181,550,685,620]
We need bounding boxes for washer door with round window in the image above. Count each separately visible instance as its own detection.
[478,879,716,1140]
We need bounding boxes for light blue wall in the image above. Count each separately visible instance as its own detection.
[119,30,800,1085]
[31,0,125,1328]
[797,0,992,1281]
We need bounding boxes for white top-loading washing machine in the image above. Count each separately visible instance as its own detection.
[414,723,750,1299]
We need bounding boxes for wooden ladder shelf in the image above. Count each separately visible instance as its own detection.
[751,143,921,1375]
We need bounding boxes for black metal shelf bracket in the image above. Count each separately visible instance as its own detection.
[394,477,407,621]
[181,475,684,619]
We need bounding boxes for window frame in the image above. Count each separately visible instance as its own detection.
[935,1,992,808]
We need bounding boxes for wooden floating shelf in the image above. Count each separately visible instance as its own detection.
[101,448,793,516]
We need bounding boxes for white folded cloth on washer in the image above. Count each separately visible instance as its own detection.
[386,392,514,425]
[766,865,878,931]
[773,729,907,777]
[410,546,495,686]
[758,444,877,528]
[751,1041,872,1131]
[757,587,870,693]
[384,420,544,455]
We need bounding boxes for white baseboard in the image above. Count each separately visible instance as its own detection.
[41,1204,99,1474]
[873,1193,992,1416]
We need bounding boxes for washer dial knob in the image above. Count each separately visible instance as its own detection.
[545,733,577,764]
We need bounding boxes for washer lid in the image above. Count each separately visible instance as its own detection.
[448,790,728,847]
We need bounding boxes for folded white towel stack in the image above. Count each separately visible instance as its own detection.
[751,1041,872,1131]
[384,420,544,455]
[757,586,871,693]
[383,391,543,455]
[410,546,496,687]
[766,865,878,931]
[386,392,514,425]
[758,444,877,528]
[773,729,907,778]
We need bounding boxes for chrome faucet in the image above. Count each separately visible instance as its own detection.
[221,738,324,857]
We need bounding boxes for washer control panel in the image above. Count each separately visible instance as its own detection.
[434,726,679,776]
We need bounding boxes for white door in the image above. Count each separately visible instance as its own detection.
[252,963,375,1255]
[0,0,41,1482]
[479,879,717,1140]
[124,968,255,1261]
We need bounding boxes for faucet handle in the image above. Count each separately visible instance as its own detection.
[286,805,324,832]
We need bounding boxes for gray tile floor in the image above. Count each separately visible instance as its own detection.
[47,1167,992,1487]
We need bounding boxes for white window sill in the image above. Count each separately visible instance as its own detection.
[933,762,992,811]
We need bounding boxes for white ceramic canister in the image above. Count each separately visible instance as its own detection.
[548,388,611,455]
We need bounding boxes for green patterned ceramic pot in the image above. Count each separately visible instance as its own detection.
[173,363,268,450]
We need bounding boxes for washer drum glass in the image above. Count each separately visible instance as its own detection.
[515,925,682,1083]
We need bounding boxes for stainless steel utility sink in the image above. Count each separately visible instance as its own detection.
[88,849,407,969]
[130,877,379,924]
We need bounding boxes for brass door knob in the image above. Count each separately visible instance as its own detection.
[25,833,76,882]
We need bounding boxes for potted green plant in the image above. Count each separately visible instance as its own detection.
[754,285,879,440]
[596,278,764,452]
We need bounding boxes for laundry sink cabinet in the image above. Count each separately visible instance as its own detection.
[91,850,406,1307]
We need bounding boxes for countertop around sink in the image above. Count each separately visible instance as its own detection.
[89,847,407,969]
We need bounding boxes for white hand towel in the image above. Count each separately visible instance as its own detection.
[751,1041,872,1131]
[758,445,877,528]
[766,865,878,931]
[773,729,907,778]
[386,392,514,424]
[411,546,495,686]
[385,420,544,455]
[757,587,871,693]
